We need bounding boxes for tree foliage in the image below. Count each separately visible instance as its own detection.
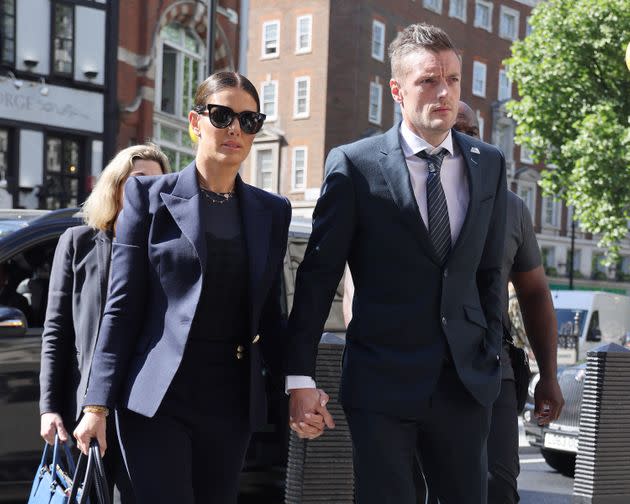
[506,0,630,262]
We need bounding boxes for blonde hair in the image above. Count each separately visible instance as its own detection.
[82,143,170,231]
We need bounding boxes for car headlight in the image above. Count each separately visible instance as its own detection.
[528,372,540,400]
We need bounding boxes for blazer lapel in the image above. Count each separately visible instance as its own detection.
[95,230,112,317]
[237,176,271,309]
[450,130,482,253]
[377,126,442,265]
[160,162,207,272]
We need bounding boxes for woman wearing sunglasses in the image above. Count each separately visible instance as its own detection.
[73,72,295,503]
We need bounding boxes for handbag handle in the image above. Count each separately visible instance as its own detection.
[51,433,76,474]
[90,440,112,504]
[67,439,110,504]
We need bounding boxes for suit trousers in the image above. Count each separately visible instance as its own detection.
[345,363,492,504]
[487,379,520,504]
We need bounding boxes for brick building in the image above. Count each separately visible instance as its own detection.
[244,0,630,292]
[116,0,243,170]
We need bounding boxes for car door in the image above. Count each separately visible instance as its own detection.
[0,230,73,490]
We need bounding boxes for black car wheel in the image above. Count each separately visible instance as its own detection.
[541,448,576,477]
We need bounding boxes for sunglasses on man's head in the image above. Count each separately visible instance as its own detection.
[196,104,266,135]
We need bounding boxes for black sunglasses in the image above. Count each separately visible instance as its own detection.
[195,104,266,135]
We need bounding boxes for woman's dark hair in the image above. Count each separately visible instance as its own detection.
[192,72,261,112]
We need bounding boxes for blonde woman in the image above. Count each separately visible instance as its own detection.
[38,143,169,501]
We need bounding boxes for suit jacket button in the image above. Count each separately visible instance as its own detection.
[496,354,501,361]
[252,334,260,344]
[441,316,447,326]
[443,268,448,278]
[237,345,245,352]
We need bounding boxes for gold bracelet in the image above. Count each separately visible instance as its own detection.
[83,405,110,417]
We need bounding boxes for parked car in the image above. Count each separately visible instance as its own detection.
[0,210,345,501]
[521,290,630,477]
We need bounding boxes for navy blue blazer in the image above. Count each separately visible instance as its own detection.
[287,126,507,417]
[84,162,291,428]
[39,226,112,422]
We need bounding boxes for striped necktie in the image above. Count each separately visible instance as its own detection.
[416,149,451,264]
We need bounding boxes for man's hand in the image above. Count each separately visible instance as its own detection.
[289,388,335,439]
[40,413,68,445]
[534,375,564,425]
[73,412,107,456]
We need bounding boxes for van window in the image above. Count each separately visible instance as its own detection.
[556,309,587,338]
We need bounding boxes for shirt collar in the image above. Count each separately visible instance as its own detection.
[399,121,455,159]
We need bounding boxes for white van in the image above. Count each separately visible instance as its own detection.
[552,290,630,364]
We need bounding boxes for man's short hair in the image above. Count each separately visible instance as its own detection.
[389,23,459,80]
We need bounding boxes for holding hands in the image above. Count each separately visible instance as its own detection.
[289,388,335,440]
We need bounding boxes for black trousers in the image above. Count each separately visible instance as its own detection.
[487,379,520,504]
[103,415,135,503]
[346,364,492,504]
[116,341,252,503]
[116,407,251,504]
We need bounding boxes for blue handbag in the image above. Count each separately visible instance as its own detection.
[27,434,76,504]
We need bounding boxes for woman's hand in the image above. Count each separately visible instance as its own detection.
[73,412,107,456]
[40,413,68,445]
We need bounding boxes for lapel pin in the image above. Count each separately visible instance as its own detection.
[470,147,480,154]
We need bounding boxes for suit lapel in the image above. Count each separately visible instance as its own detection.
[450,130,482,254]
[378,126,442,266]
[160,162,207,272]
[237,176,271,309]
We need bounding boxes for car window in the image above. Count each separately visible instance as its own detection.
[2,239,59,333]
[283,236,345,333]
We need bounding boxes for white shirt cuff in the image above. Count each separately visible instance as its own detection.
[285,375,316,394]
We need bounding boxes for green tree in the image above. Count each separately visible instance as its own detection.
[506,0,630,262]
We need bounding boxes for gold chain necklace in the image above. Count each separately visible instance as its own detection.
[201,188,236,204]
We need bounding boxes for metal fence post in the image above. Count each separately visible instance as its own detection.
[285,333,354,503]
[573,343,630,503]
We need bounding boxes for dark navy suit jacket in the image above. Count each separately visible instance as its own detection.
[39,226,112,423]
[287,126,507,418]
[84,162,291,429]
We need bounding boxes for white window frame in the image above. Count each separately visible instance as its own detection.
[292,146,308,191]
[368,81,383,125]
[542,196,561,228]
[542,246,556,269]
[525,16,533,37]
[472,61,487,97]
[520,142,534,164]
[295,15,312,54]
[498,69,512,101]
[371,20,385,62]
[474,0,493,32]
[154,25,206,119]
[517,182,536,219]
[423,0,443,14]
[476,110,485,141]
[261,20,280,59]
[260,80,278,121]
[251,143,280,192]
[293,76,310,119]
[449,0,467,22]
[255,147,274,192]
[499,5,520,41]
[572,249,583,273]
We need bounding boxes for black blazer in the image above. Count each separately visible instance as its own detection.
[287,126,507,417]
[84,162,291,429]
[39,226,112,422]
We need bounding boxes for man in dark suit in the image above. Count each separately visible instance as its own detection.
[286,24,507,503]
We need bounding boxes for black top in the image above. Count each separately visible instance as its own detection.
[188,189,249,344]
